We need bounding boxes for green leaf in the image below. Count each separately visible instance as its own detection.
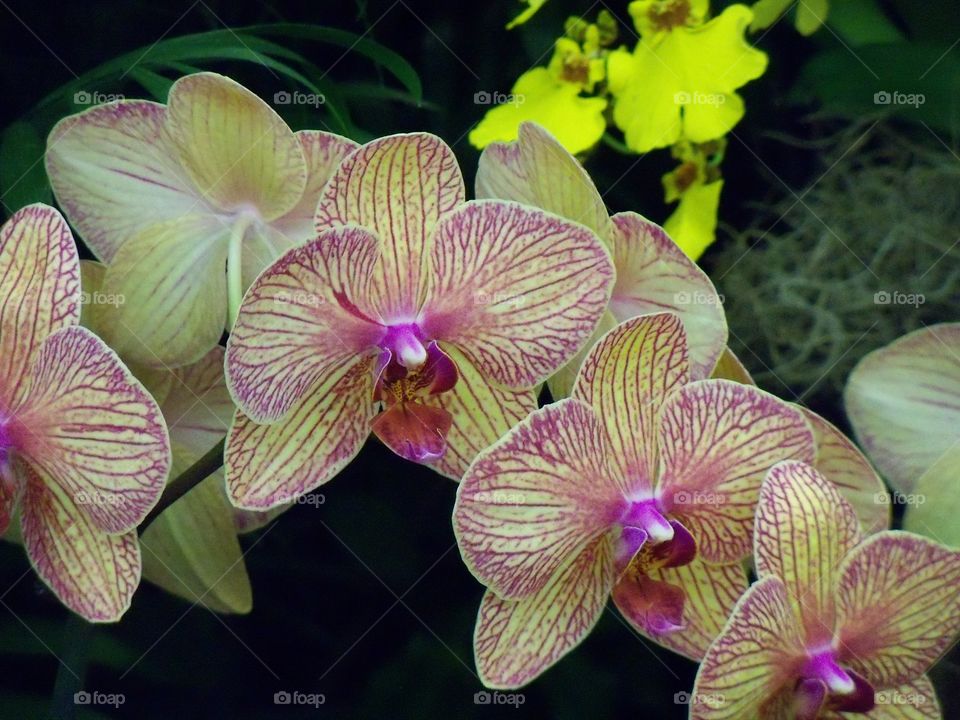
[128,67,174,101]
[0,121,51,216]
[828,0,904,46]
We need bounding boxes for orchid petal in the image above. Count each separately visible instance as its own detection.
[659,381,815,563]
[836,531,960,688]
[0,205,80,409]
[801,407,890,534]
[141,472,251,614]
[270,130,360,242]
[160,346,233,461]
[21,467,140,622]
[315,132,464,317]
[845,323,960,493]
[608,212,727,380]
[226,226,384,423]
[691,576,805,720]
[572,312,689,495]
[710,347,755,385]
[16,326,169,533]
[225,357,374,509]
[547,310,618,400]
[475,123,613,240]
[371,401,451,462]
[424,347,536,480]
[423,200,614,389]
[904,444,960,548]
[755,461,862,641]
[618,558,748,661]
[612,572,685,637]
[454,398,620,599]
[45,101,203,262]
[165,73,305,219]
[473,536,614,688]
[98,214,229,367]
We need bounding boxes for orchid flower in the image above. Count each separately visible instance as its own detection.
[845,323,960,548]
[223,132,615,507]
[692,460,960,719]
[477,122,728,395]
[79,261,279,613]
[45,72,358,367]
[0,205,170,621]
[453,312,815,687]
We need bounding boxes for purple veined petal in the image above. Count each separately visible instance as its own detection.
[755,461,862,644]
[225,355,376,510]
[165,72,306,220]
[226,225,385,424]
[371,400,452,463]
[572,312,690,496]
[421,200,615,389]
[612,572,686,637]
[475,140,538,206]
[473,535,614,689]
[845,323,960,494]
[315,132,465,318]
[836,531,960,689]
[658,380,816,563]
[608,212,728,381]
[0,205,81,410]
[45,100,205,262]
[454,398,622,600]
[20,464,141,622]
[15,326,170,534]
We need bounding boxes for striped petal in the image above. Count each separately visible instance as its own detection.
[15,326,170,533]
[454,398,621,599]
[755,461,862,642]
[165,73,305,220]
[314,132,464,317]
[615,557,748,661]
[572,312,689,495]
[45,101,203,262]
[0,205,80,409]
[904,444,960,548]
[140,472,251,614]
[422,200,615,389]
[473,536,614,688]
[226,226,384,423]
[21,467,140,622]
[845,324,960,493]
[866,676,941,719]
[225,357,375,509]
[836,531,960,688]
[160,347,233,461]
[270,130,360,242]
[802,407,890,535]
[608,212,727,381]
[658,381,815,563]
[691,576,805,720]
[424,347,536,480]
[475,122,613,240]
[98,214,229,367]
[710,347,755,385]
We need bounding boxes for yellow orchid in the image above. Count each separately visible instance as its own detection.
[506,0,550,29]
[46,72,358,368]
[608,0,767,153]
[751,0,829,35]
[469,17,611,154]
[662,140,725,259]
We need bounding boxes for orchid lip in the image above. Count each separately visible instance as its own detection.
[381,323,429,370]
[620,498,675,544]
[801,650,856,696]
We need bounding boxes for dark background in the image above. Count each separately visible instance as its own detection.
[1,1,959,717]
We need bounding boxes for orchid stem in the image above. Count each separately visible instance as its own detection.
[138,438,226,533]
[226,216,251,330]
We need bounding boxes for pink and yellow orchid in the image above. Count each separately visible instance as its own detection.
[845,323,960,547]
[692,460,960,719]
[477,122,728,395]
[45,72,358,367]
[453,312,815,687]
[223,132,615,507]
[0,205,170,621]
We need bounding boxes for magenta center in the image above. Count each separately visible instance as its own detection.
[380,323,429,370]
[793,648,875,717]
